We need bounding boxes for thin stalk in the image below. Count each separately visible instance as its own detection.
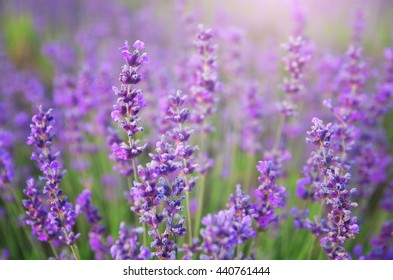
[194,174,206,238]
[60,219,80,260]
[194,132,207,238]
[49,242,59,259]
[273,115,285,151]
[185,191,193,243]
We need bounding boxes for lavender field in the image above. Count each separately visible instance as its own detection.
[0,0,392,260]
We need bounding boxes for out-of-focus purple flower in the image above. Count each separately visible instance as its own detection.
[189,25,220,174]
[200,209,255,260]
[351,8,365,45]
[263,149,292,178]
[356,222,393,260]
[252,161,286,229]
[199,185,256,259]
[0,248,10,260]
[76,189,113,259]
[0,149,14,190]
[337,45,367,98]
[76,189,101,225]
[241,82,264,154]
[110,222,150,260]
[189,26,219,129]
[291,0,307,37]
[279,36,311,117]
[291,207,310,229]
[381,182,393,212]
[42,41,77,73]
[367,222,393,260]
[227,185,254,219]
[53,71,98,172]
[101,173,121,201]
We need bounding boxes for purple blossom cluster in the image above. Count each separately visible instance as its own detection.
[279,36,311,117]
[355,221,393,260]
[52,71,98,172]
[110,40,148,177]
[252,161,286,229]
[129,89,198,259]
[241,82,265,154]
[199,185,263,260]
[24,107,80,249]
[76,189,113,259]
[200,208,255,260]
[0,147,14,191]
[189,26,220,133]
[110,222,150,260]
[295,118,359,259]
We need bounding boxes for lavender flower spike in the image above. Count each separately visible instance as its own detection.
[252,161,286,229]
[279,36,311,117]
[200,209,255,260]
[111,40,148,177]
[76,189,113,259]
[189,25,220,133]
[25,106,80,251]
[302,118,359,259]
[110,222,151,260]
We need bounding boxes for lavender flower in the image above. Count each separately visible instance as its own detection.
[279,36,311,117]
[110,40,148,177]
[227,185,254,219]
[200,207,255,260]
[252,161,286,229]
[166,90,198,189]
[365,222,393,260]
[374,48,393,116]
[0,249,10,260]
[76,189,113,259]
[241,82,264,154]
[76,190,101,224]
[189,26,219,132]
[25,106,80,247]
[53,71,98,172]
[381,182,393,212]
[297,118,359,260]
[0,148,14,191]
[129,90,198,259]
[23,177,58,242]
[110,222,150,260]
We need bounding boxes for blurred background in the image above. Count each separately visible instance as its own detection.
[1,0,392,260]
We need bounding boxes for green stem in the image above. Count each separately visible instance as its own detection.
[273,115,285,151]
[70,244,80,260]
[194,175,206,238]
[49,242,59,259]
[185,191,193,244]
